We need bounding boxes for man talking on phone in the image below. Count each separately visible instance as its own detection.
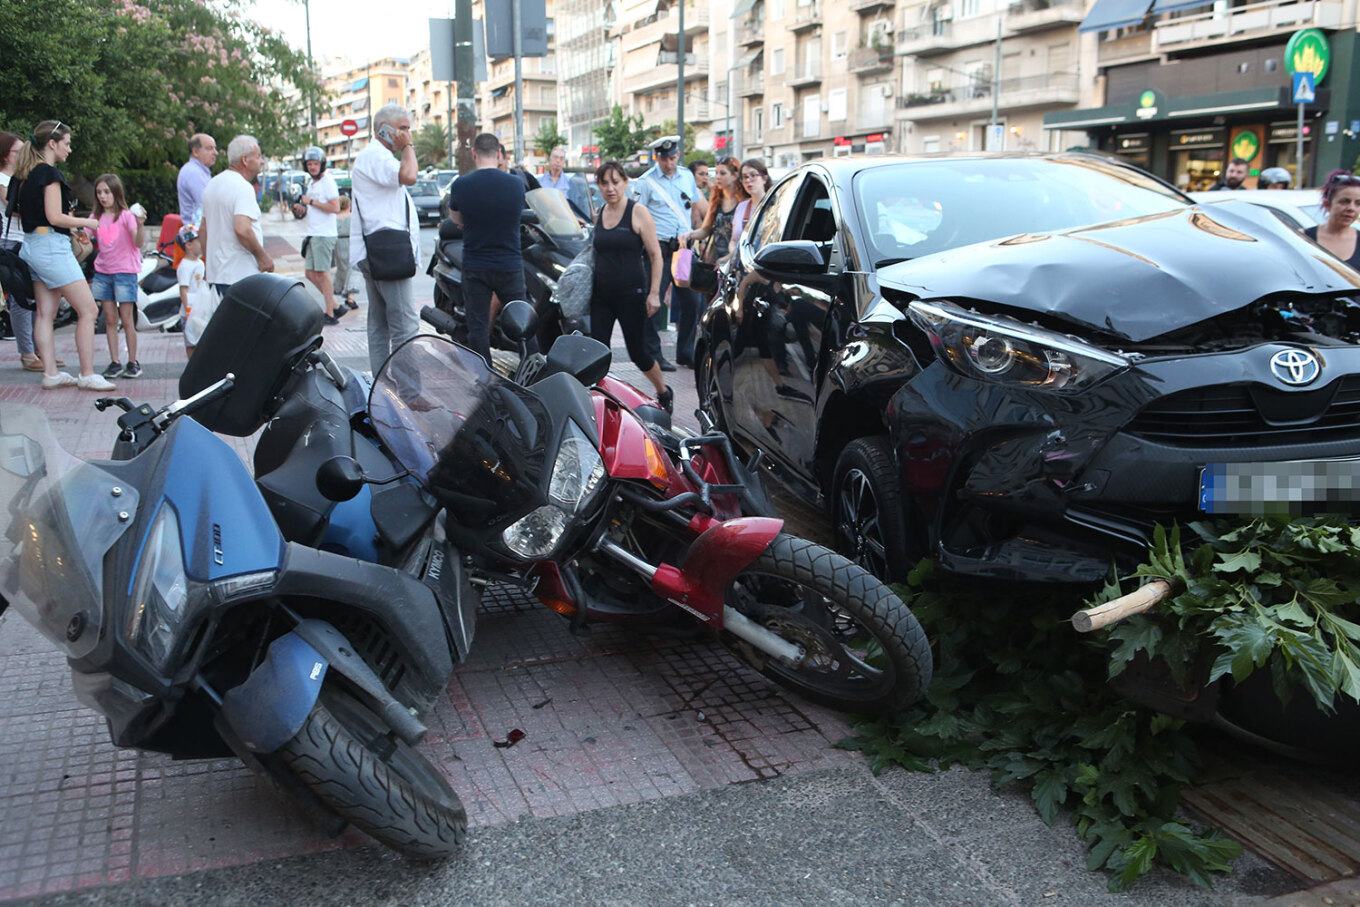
[350,103,420,375]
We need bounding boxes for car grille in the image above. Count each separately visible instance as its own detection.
[1127,377,1360,446]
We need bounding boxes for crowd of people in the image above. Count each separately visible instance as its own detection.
[7,118,1360,400]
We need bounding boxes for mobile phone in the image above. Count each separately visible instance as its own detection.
[377,124,396,143]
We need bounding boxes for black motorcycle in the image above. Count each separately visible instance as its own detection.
[429,186,590,354]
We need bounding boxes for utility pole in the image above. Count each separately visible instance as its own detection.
[513,0,525,165]
[990,17,1001,150]
[455,0,476,173]
[305,0,317,144]
[677,0,685,165]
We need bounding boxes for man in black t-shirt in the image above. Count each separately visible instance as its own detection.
[447,133,527,363]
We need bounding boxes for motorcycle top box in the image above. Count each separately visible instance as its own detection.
[180,275,323,437]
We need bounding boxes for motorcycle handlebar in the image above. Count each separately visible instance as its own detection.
[420,306,458,337]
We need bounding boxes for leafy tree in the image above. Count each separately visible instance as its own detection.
[0,0,321,205]
[414,122,452,168]
[532,118,568,159]
[650,119,699,158]
[595,105,648,161]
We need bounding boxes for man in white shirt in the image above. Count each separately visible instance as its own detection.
[200,134,273,294]
[350,103,419,375]
[295,146,344,325]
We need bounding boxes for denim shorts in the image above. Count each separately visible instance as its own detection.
[18,231,85,289]
[91,271,139,303]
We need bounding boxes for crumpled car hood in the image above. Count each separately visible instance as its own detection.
[878,200,1360,343]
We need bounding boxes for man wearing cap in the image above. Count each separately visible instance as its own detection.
[629,135,699,372]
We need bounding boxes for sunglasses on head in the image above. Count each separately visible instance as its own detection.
[1331,172,1360,185]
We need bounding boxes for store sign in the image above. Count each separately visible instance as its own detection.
[1117,133,1150,153]
[1268,122,1304,143]
[1134,89,1164,120]
[1285,28,1330,85]
[1172,128,1225,150]
[1230,129,1261,161]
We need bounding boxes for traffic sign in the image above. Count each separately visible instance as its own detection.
[1292,71,1316,104]
[340,119,359,137]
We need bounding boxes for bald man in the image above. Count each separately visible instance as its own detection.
[177,133,219,225]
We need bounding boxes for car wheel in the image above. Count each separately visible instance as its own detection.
[697,345,728,434]
[831,437,912,583]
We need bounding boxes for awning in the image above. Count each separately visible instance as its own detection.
[1151,0,1214,11]
[350,76,369,92]
[736,48,763,70]
[1078,0,1153,32]
[731,0,757,17]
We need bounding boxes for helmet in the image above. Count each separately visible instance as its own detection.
[303,146,326,171]
[1260,166,1291,188]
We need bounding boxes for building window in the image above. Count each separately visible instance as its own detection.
[752,106,764,140]
[387,77,400,88]
[771,0,785,15]
[832,31,847,60]
[772,47,785,75]
[828,88,847,122]
[802,94,819,138]
[772,102,784,127]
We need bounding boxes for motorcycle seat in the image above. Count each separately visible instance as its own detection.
[438,241,462,265]
[140,266,178,295]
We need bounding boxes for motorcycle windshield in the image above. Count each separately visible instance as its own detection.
[527,188,587,239]
[0,405,138,658]
[369,336,552,528]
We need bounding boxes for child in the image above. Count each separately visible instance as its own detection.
[91,174,146,378]
[333,195,358,311]
[175,225,211,358]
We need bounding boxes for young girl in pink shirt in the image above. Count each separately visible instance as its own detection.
[91,174,146,378]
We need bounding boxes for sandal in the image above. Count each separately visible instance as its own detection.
[21,355,64,371]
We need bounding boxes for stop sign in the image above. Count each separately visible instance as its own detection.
[340,119,359,137]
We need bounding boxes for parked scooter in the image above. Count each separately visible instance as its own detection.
[429,186,589,354]
[0,277,468,858]
[86,243,185,334]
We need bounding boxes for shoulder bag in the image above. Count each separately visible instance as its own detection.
[354,194,416,280]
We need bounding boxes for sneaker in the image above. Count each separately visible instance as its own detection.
[41,371,77,389]
[334,306,349,319]
[121,361,142,378]
[102,361,122,379]
[76,373,116,391]
[323,313,341,326]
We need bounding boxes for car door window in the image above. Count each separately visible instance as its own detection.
[749,176,803,255]
[785,177,838,264]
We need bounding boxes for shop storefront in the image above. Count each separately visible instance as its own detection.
[832,133,890,157]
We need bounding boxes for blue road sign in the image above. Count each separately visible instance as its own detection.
[1293,71,1316,104]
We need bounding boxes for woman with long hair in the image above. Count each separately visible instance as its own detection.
[590,160,672,412]
[11,120,115,389]
[0,131,53,372]
[1305,170,1360,268]
[734,158,773,249]
[681,157,750,270]
[91,173,146,378]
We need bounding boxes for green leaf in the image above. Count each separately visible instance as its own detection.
[1031,769,1070,825]
[1212,550,1261,574]
[1332,649,1360,702]
[1105,619,1162,679]
[1113,835,1158,891]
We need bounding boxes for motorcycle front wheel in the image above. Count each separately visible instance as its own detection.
[277,686,466,858]
[722,533,932,716]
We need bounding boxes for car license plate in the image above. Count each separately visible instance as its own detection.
[1198,458,1360,515]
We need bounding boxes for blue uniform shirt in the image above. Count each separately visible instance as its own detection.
[630,164,699,241]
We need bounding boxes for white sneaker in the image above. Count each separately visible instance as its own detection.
[41,371,77,389]
[76,373,116,391]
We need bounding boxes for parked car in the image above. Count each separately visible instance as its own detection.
[1189,188,1355,232]
[434,169,456,192]
[407,178,443,226]
[697,153,1360,584]
[330,168,352,197]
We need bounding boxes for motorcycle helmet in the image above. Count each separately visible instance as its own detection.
[303,145,326,172]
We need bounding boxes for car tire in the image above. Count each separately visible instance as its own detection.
[697,345,729,435]
[831,437,913,583]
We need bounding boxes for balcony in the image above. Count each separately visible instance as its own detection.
[736,71,766,97]
[789,65,823,88]
[1006,0,1084,33]
[849,46,895,76]
[624,4,710,50]
[624,54,710,93]
[1097,30,1154,65]
[897,13,1007,55]
[851,0,895,11]
[895,71,1080,119]
[1153,0,1343,53]
[738,17,766,45]
[791,2,822,32]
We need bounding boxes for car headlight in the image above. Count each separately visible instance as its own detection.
[503,505,568,558]
[125,505,189,670]
[908,300,1127,392]
[549,423,605,510]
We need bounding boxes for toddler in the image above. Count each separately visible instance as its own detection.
[175,226,212,358]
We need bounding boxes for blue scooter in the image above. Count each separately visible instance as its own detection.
[0,279,471,859]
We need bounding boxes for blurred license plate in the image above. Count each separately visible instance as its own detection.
[1199,459,1360,515]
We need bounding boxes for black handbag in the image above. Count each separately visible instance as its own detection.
[688,259,719,294]
[354,195,417,280]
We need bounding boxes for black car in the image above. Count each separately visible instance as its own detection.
[408,178,443,226]
[697,153,1360,584]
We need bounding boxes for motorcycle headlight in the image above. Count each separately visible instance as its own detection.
[503,505,568,558]
[908,300,1127,393]
[125,505,189,670]
[549,423,605,510]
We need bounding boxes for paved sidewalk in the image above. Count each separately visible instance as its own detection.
[0,224,1321,905]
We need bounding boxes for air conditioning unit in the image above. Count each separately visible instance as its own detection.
[935,4,954,19]
[880,84,893,97]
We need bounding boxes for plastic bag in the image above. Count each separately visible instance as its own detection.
[671,247,694,287]
[552,243,594,323]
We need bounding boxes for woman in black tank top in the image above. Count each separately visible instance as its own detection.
[591,161,671,412]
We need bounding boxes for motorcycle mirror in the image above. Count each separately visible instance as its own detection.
[315,456,365,502]
[520,209,540,225]
[438,218,463,241]
[498,300,538,344]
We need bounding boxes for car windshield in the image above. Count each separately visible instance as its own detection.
[854,157,1190,265]
[527,188,587,238]
[368,336,551,527]
[436,171,456,190]
[410,180,439,198]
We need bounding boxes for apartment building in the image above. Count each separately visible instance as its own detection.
[405,47,457,136]
[558,0,617,157]
[472,0,561,167]
[1047,0,1360,189]
[892,0,1094,156]
[315,57,410,167]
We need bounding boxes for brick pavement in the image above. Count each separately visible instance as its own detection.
[0,230,862,902]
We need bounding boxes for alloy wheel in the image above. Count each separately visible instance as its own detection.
[837,467,889,579]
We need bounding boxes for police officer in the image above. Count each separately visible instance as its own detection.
[629,135,700,372]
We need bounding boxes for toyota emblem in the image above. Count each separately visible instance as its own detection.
[1269,349,1320,386]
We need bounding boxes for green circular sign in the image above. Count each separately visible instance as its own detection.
[1285,28,1330,85]
[1231,129,1261,162]
[1139,91,1156,108]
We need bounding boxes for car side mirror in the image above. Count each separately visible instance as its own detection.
[753,241,828,276]
[316,456,365,502]
[520,209,540,225]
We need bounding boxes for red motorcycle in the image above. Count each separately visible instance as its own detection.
[364,304,933,715]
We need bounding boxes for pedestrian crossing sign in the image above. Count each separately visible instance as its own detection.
[1293,72,1316,104]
